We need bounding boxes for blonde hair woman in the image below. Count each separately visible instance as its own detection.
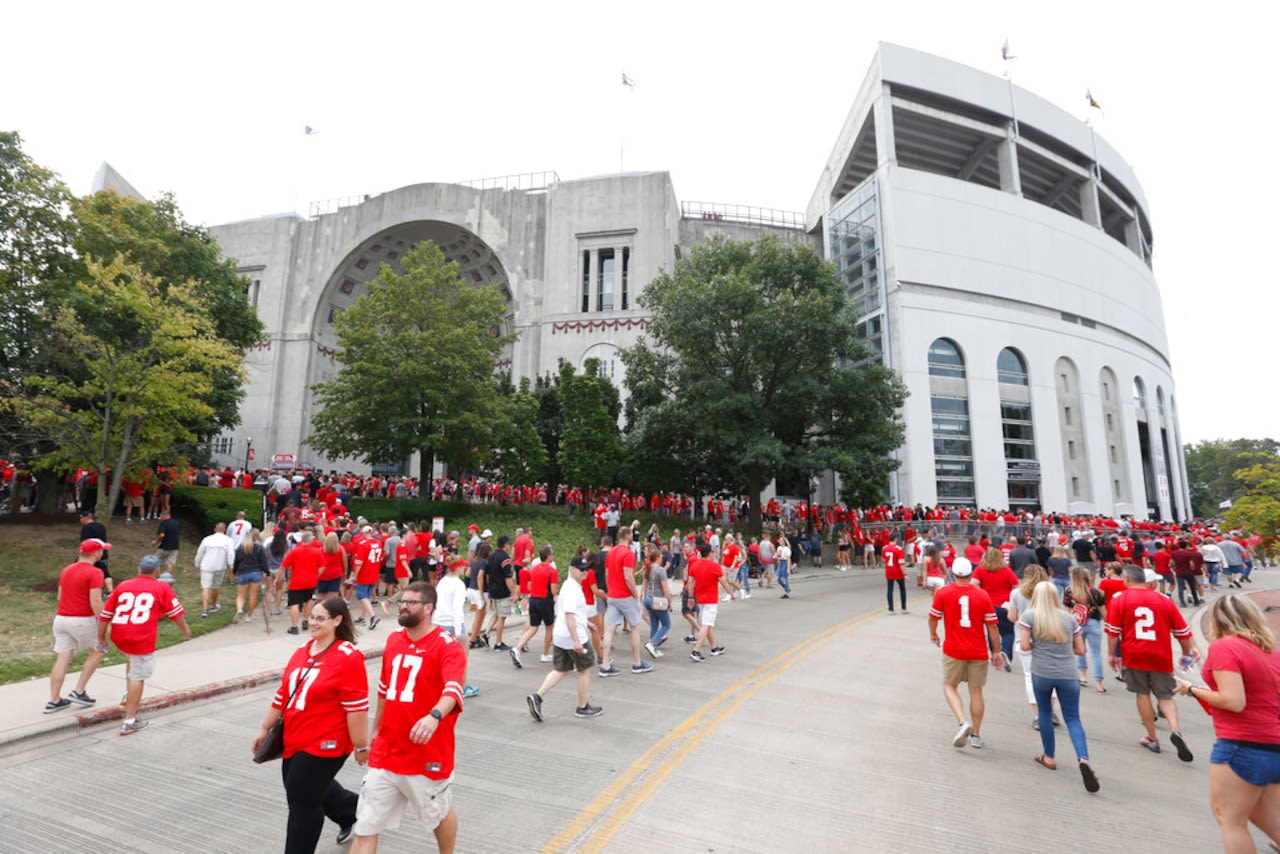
[1006,566,1055,727]
[1174,595,1280,851]
[1066,566,1108,693]
[1019,581,1098,792]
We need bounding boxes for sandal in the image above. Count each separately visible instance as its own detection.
[1079,761,1100,793]
[1079,679,1088,687]
[1034,755,1057,771]
[1095,686,1108,694]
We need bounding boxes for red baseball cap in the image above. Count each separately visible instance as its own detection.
[80,538,111,553]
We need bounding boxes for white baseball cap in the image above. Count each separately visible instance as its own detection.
[951,557,974,577]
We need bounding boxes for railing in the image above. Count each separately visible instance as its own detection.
[308,194,379,219]
[459,171,561,192]
[680,201,808,231]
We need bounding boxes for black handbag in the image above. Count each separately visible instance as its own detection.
[253,643,332,764]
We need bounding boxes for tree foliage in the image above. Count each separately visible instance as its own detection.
[622,235,907,535]
[1224,460,1280,552]
[307,241,515,482]
[1183,438,1279,519]
[487,376,547,485]
[557,359,622,490]
[5,256,240,517]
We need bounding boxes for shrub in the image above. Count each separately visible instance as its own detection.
[172,485,265,536]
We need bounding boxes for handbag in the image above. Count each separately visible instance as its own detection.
[652,596,670,611]
[253,643,333,764]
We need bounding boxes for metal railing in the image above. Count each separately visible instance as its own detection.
[308,194,380,219]
[459,171,561,192]
[680,201,808,231]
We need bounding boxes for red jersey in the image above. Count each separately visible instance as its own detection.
[370,627,466,779]
[929,583,996,660]
[972,567,1018,609]
[687,558,724,605]
[1098,577,1126,602]
[721,543,740,569]
[58,561,105,617]
[354,538,384,585]
[999,543,1015,566]
[582,569,597,606]
[272,640,370,759]
[528,561,557,598]
[283,542,325,590]
[1115,537,1134,562]
[605,544,637,600]
[99,576,184,655]
[1151,549,1173,576]
[963,544,985,565]
[882,544,906,580]
[1104,588,1190,672]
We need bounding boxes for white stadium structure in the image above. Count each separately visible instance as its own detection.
[180,42,1188,520]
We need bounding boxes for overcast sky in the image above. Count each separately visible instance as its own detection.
[6,1,1274,445]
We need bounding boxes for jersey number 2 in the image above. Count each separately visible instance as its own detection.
[1133,606,1157,641]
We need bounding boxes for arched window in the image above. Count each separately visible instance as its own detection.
[997,347,1029,386]
[1156,386,1166,417]
[1133,377,1147,410]
[928,338,965,378]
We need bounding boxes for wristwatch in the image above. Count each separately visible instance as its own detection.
[354,746,369,754]
[429,709,443,721]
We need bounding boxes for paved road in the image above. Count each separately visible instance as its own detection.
[2,566,1274,853]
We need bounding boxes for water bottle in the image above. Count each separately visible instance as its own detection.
[1179,654,1195,672]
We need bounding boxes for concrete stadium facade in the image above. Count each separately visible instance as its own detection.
[203,42,1190,520]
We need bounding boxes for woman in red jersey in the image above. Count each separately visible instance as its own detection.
[253,595,369,853]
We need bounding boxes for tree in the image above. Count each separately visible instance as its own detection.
[307,241,515,482]
[1183,438,1279,518]
[1224,460,1280,555]
[487,376,547,485]
[622,235,907,537]
[71,191,264,440]
[3,256,240,517]
[558,359,622,490]
[532,373,564,488]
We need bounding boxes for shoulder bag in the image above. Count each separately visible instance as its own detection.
[253,642,333,763]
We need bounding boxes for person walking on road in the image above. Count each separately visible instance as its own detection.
[687,543,736,662]
[433,558,479,699]
[194,522,235,618]
[350,581,466,854]
[527,558,602,721]
[1174,595,1280,853]
[1105,564,1198,761]
[1065,566,1108,694]
[973,547,1018,662]
[153,510,181,571]
[775,534,793,599]
[97,555,191,735]
[882,532,907,615]
[1019,580,1100,792]
[232,528,268,623]
[282,532,324,635]
[642,544,673,659]
[46,538,110,713]
[599,527,654,677]
[253,595,369,853]
[928,557,1003,749]
[511,545,559,669]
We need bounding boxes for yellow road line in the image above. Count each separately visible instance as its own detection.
[543,604,886,852]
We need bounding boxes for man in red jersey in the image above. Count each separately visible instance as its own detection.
[599,527,654,677]
[883,533,908,615]
[98,554,191,735]
[46,539,110,713]
[351,582,465,854]
[282,531,326,635]
[1105,564,1197,761]
[350,527,385,631]
[687,542,736,662]
[928,558,1003,749]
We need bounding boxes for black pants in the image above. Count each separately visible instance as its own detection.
[886,578,906,610]
[282,751,358,854]
[1175,574,1201,607]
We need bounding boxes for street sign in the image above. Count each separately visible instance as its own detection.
[270,453,295,471]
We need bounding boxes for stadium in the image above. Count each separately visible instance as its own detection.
[195,42,1189,521]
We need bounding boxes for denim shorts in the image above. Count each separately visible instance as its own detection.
[235,571,263,586]
[355,583,375,600]
[1211,740,1280,786]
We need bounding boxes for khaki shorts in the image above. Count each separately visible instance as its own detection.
[1123,667,1175,699]
[200,569,226,589]
[552,644,596,673]
[156,549,179,568]
[942,656,988,688]
[491,597,513,618]
[127,653,156,681]
[124,494,143,509]
[52,616,98,654]
[354,768,452,836]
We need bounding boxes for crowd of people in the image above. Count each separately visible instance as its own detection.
[39,472,1279,853]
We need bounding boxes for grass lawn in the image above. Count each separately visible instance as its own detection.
[0,515,236,687]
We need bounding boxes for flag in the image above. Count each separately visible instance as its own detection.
[1086,90,1102,111]
[1001,38,1016,61]
[621,72,636,89]
[1218,498,1233,510]
[305,125,318,135]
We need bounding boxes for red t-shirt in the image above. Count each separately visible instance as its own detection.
[528,561,557,598]
[963,544,985,565]
[1104,588,1190,672]
[882,545,906,580]
[283,542,325,590]
[582,569,597,606]
[687,558,724,605]
[721,543,739,569]
[605,545,637,600]
[1202,636,1280,744]
[58,561,105,617]
[1098,577,1126,602]
[929,583,996,660]
[512,535,534,567]
[354,539,384,585]
[973,567,1018,609]
[272,640,370,758]
[319,549,346,582]
[1152,549,1172,576]
[99,576,184,655]
[370,627,466,779]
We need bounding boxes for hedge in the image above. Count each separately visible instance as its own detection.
[172,485,266,536]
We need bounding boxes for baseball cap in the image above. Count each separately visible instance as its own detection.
[481,529,493,539]
[448,557,469,572]
[80,538,111,553]
[468,524,480,532]
[449,530,460,537]
[1143,569,1160,583]
[951,557,974,577]
[138,555,161,571]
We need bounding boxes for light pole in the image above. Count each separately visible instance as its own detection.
[244,437,253,475]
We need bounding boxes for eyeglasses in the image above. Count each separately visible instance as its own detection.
[399,600,427,608]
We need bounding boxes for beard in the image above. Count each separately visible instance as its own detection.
[398,609,421,628]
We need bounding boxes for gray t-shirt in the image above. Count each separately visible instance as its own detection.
[1217,539,1246,567]
[1018,609,1081,680]
[647,564,668,600]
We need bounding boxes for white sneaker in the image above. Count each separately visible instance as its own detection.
[722,593,732,602]
[743,591,751,599]
[952,721,973,748]
[539,654,553,663]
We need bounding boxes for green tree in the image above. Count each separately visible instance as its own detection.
[71,191,264,440]
[1224,460,1280,555]
[5,256,241,517]
[487,376,547,485]
[532,373,564,488]
[1183,438,1279,518]
[558,359,622,490]
[308,241,515,482]
[622,235,907,537]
